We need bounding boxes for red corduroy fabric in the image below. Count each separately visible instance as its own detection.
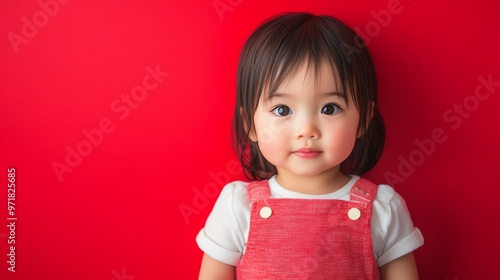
[236,178,380,279]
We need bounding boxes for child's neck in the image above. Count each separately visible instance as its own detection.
[274,168,351,195]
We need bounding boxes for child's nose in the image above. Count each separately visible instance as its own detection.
[295,117,320,139]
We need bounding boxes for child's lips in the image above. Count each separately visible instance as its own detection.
[293,148,322,158]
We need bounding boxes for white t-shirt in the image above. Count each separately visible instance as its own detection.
[196,175,424,267]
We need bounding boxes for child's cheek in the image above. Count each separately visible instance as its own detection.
[323,124,357,160]
[257,131,288,164]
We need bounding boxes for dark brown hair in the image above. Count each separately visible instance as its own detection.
[232,12,385,181]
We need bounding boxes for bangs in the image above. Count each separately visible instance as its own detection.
[263,57,349,104]
[255,13,364,107]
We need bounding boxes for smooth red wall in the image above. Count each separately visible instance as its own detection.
[1,0,499,279]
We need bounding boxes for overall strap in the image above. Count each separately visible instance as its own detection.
[350,178,378,207]
[246,180,270,203]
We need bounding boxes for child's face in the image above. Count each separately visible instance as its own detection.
[250,61,360,178]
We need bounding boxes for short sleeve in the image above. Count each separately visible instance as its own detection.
[196,181,250,266]
[372,185,424,267]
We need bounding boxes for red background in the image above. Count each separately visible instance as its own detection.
[1,0,499,279]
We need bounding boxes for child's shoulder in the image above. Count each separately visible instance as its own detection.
[373,182,395,200]
[213,181,253,223]
[217,180,252,205]
[220,180,250,193]
[371,181,409,210]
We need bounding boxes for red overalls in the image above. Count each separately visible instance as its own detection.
[236,178,380,279]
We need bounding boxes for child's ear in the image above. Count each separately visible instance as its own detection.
[240,107,257,142]
[357,101,374,138]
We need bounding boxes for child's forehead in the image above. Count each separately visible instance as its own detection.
[264,60,344,96]
[278,61,339,88]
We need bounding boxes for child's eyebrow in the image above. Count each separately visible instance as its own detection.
[317,91,346,98]
[265,91,346,103]
[269,92,295,100]
[268,91,345,100]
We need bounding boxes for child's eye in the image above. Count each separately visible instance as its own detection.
[271,105,292,116]
[321,103,342,115]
